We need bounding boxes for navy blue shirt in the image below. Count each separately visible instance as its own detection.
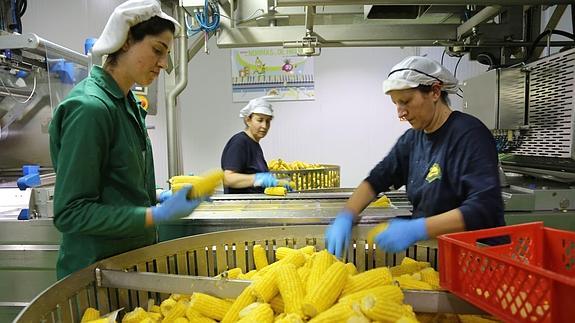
[221,131,269,194]
[366,111,505,231]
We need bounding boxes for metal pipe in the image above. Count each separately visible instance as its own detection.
[305,6,315,33]
[0,33,88,66]
[281,40,575,47]
[457,5,502,40]
[166,6,188,177]
[277,0,575,5]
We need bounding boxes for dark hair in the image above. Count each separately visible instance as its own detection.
[416,84,450,106]
[105,16,176,66]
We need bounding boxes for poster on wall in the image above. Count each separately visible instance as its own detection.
[231,47,315,102]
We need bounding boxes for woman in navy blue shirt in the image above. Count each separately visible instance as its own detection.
[221,97,280,194]
[325,56,505,258]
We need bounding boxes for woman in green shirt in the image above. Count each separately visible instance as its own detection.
[49,0,205,279]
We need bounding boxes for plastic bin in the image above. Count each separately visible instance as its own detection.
[438,222,575,323]
[271,164,340,190]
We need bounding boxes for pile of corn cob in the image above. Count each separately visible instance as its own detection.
[80,245,449,323]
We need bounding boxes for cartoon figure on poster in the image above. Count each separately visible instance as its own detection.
[231,47,315,102]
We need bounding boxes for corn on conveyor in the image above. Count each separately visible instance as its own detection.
[15,225,487,322]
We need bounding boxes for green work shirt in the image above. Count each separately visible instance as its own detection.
[49,66,157,279]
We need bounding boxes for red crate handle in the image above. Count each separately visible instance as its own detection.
[439,222,544,245]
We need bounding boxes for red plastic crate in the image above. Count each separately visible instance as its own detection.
[438,222,575,323]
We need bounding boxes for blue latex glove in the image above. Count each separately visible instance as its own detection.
[325,210,354,259]
[151,186,204,224]
[253,172,278,188]
[157,190,172,203]
[375,218,429,253]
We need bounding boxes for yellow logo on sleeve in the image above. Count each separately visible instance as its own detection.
[426,163,442,183]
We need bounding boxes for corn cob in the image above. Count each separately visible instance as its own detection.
[149,305,161,313]
[83,319,108,323]
[81,308,100,322]
[419,267,440,289]
[269,295,285,314]
[339,285,404,306]
[149,312,163,322]
[276,264,305,317]
[258,251,306,277]
[274,312,305,323]
[275,247,296,260]
[341,267,393,296]
[360,294,406,322]
[306,250,335,294]
[221,286,257,323]
[253,244,269,270]
[395,274,434,290]
[173,318,188,323]
[238,269,258,280]
[237,302,274,323]
[160,298,177,317]
[370,195,391,208]
[170,169,224,199]
[390,257,430,277]
[185,306,204,320]
[121,307,148,323]
[162,300,188,323]
[169,294,191,302]
[302,262,349,317]
[344,262,358,276]
[366,222,389,245]
[138,318,155,323]
[189,292,232,321]
[297,266,310,291]
[307,302,362,323]
[264,187,287,196]
[251,269,279,302]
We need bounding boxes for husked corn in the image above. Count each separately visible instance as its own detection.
[302,262,348,317]
[221,286,256,323]
[162,300,188,323]
[264,187,287,196]
[339,285,404,306]
[173,318,189,323]
[274,312,305,323]
[297,266,310,291]
[341,267,393,296]
[121,307,148,323]
[238,269,258,280]
[306,250,335,294]
[276,264,305,317]
[360,294,406,322]
[395,274,434,290]
[189,292,232,321]
[390,257,430,277]
[170,169,224,199]
[258,251,306,277]
[251,269,279,302]
[307,303,362,323]
[81,308,100,322]
[419,267,440,288]
[149,305,161,313]
[237,302,274,323]
[344,263,358,276]
[269,295,285,314]
[366,222,389,245]
[253,244,269,270]
[160,298,177,317]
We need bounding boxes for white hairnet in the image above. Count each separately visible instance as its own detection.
[382,56,459,94]
[239,96,274,118]
[92,0,181,56]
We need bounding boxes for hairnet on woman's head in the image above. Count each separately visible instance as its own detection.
[239,96,274,118]
[92,0,181,56]
[382,56,459,94]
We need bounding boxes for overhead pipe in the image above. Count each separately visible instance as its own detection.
[166,5,188,177]
[276,0,575,6]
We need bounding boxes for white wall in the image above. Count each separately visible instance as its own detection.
[21,2,573,188]
[181,43,414,187]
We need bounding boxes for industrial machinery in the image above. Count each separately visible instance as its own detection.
[0,0,89,319]
[15,226,488,322]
